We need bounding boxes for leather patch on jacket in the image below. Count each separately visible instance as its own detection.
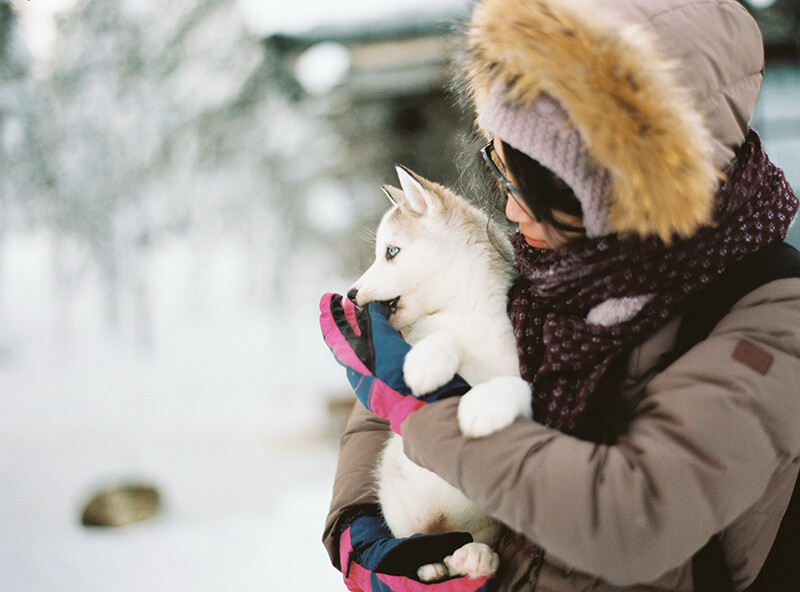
[731,339,773,375]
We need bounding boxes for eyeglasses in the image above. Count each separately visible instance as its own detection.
[480,140,586,235]
[480,141,525,199]
[480,140,541,224]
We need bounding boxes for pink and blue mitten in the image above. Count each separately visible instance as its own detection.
[338,508,496,592]
[319,293,470,433]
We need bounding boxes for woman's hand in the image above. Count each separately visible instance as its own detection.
[319,293,470,433]
[338,509,497,592]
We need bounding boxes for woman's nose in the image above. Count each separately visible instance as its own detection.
[505,195,531,224]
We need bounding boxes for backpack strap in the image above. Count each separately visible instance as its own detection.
[674,241,800,363]
[682,241,800,592]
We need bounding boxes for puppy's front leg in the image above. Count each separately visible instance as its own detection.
[458,376,532,437]
[403,331,461,396]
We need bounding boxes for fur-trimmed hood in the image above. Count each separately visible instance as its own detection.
[466,0,764,240]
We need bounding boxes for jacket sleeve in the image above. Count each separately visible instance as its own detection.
[400,279,800,585]
[322,400,391,569]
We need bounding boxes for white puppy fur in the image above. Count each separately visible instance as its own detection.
[349,166,532,581]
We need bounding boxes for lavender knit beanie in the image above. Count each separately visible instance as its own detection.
[478,85,612,237]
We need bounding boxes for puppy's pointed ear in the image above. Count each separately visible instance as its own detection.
[381,184,403,207]
[396,165,434,216]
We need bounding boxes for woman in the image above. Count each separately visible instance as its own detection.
[321,0,800,590]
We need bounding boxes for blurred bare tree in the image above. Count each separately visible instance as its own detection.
[0,0,479,348]
[1,0,355,345]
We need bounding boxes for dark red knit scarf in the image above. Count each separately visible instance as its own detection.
[508,130,799,438]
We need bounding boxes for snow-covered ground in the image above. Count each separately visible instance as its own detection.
[0,231,349,591]
[1,2,470,589]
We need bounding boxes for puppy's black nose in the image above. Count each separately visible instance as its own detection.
[346,288,359,303]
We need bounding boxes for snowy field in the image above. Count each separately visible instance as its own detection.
[0,231,349,591]
[2,1,470,590]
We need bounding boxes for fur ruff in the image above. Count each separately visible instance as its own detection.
[466,0,722,241]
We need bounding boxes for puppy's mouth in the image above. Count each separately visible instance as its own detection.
[381,296,400,316]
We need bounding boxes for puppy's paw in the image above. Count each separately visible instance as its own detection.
[444,542,499,579]
[417,562,450,582]
[403,332,461,396]
[458,376,532,437]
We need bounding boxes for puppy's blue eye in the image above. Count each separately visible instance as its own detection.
[386,246,400,260]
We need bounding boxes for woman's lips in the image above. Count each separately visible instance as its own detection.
[523,236,549,249]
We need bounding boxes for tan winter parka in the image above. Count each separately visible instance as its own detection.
[324,278,800,590]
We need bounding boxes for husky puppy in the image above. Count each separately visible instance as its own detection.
[348,166,532,582]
